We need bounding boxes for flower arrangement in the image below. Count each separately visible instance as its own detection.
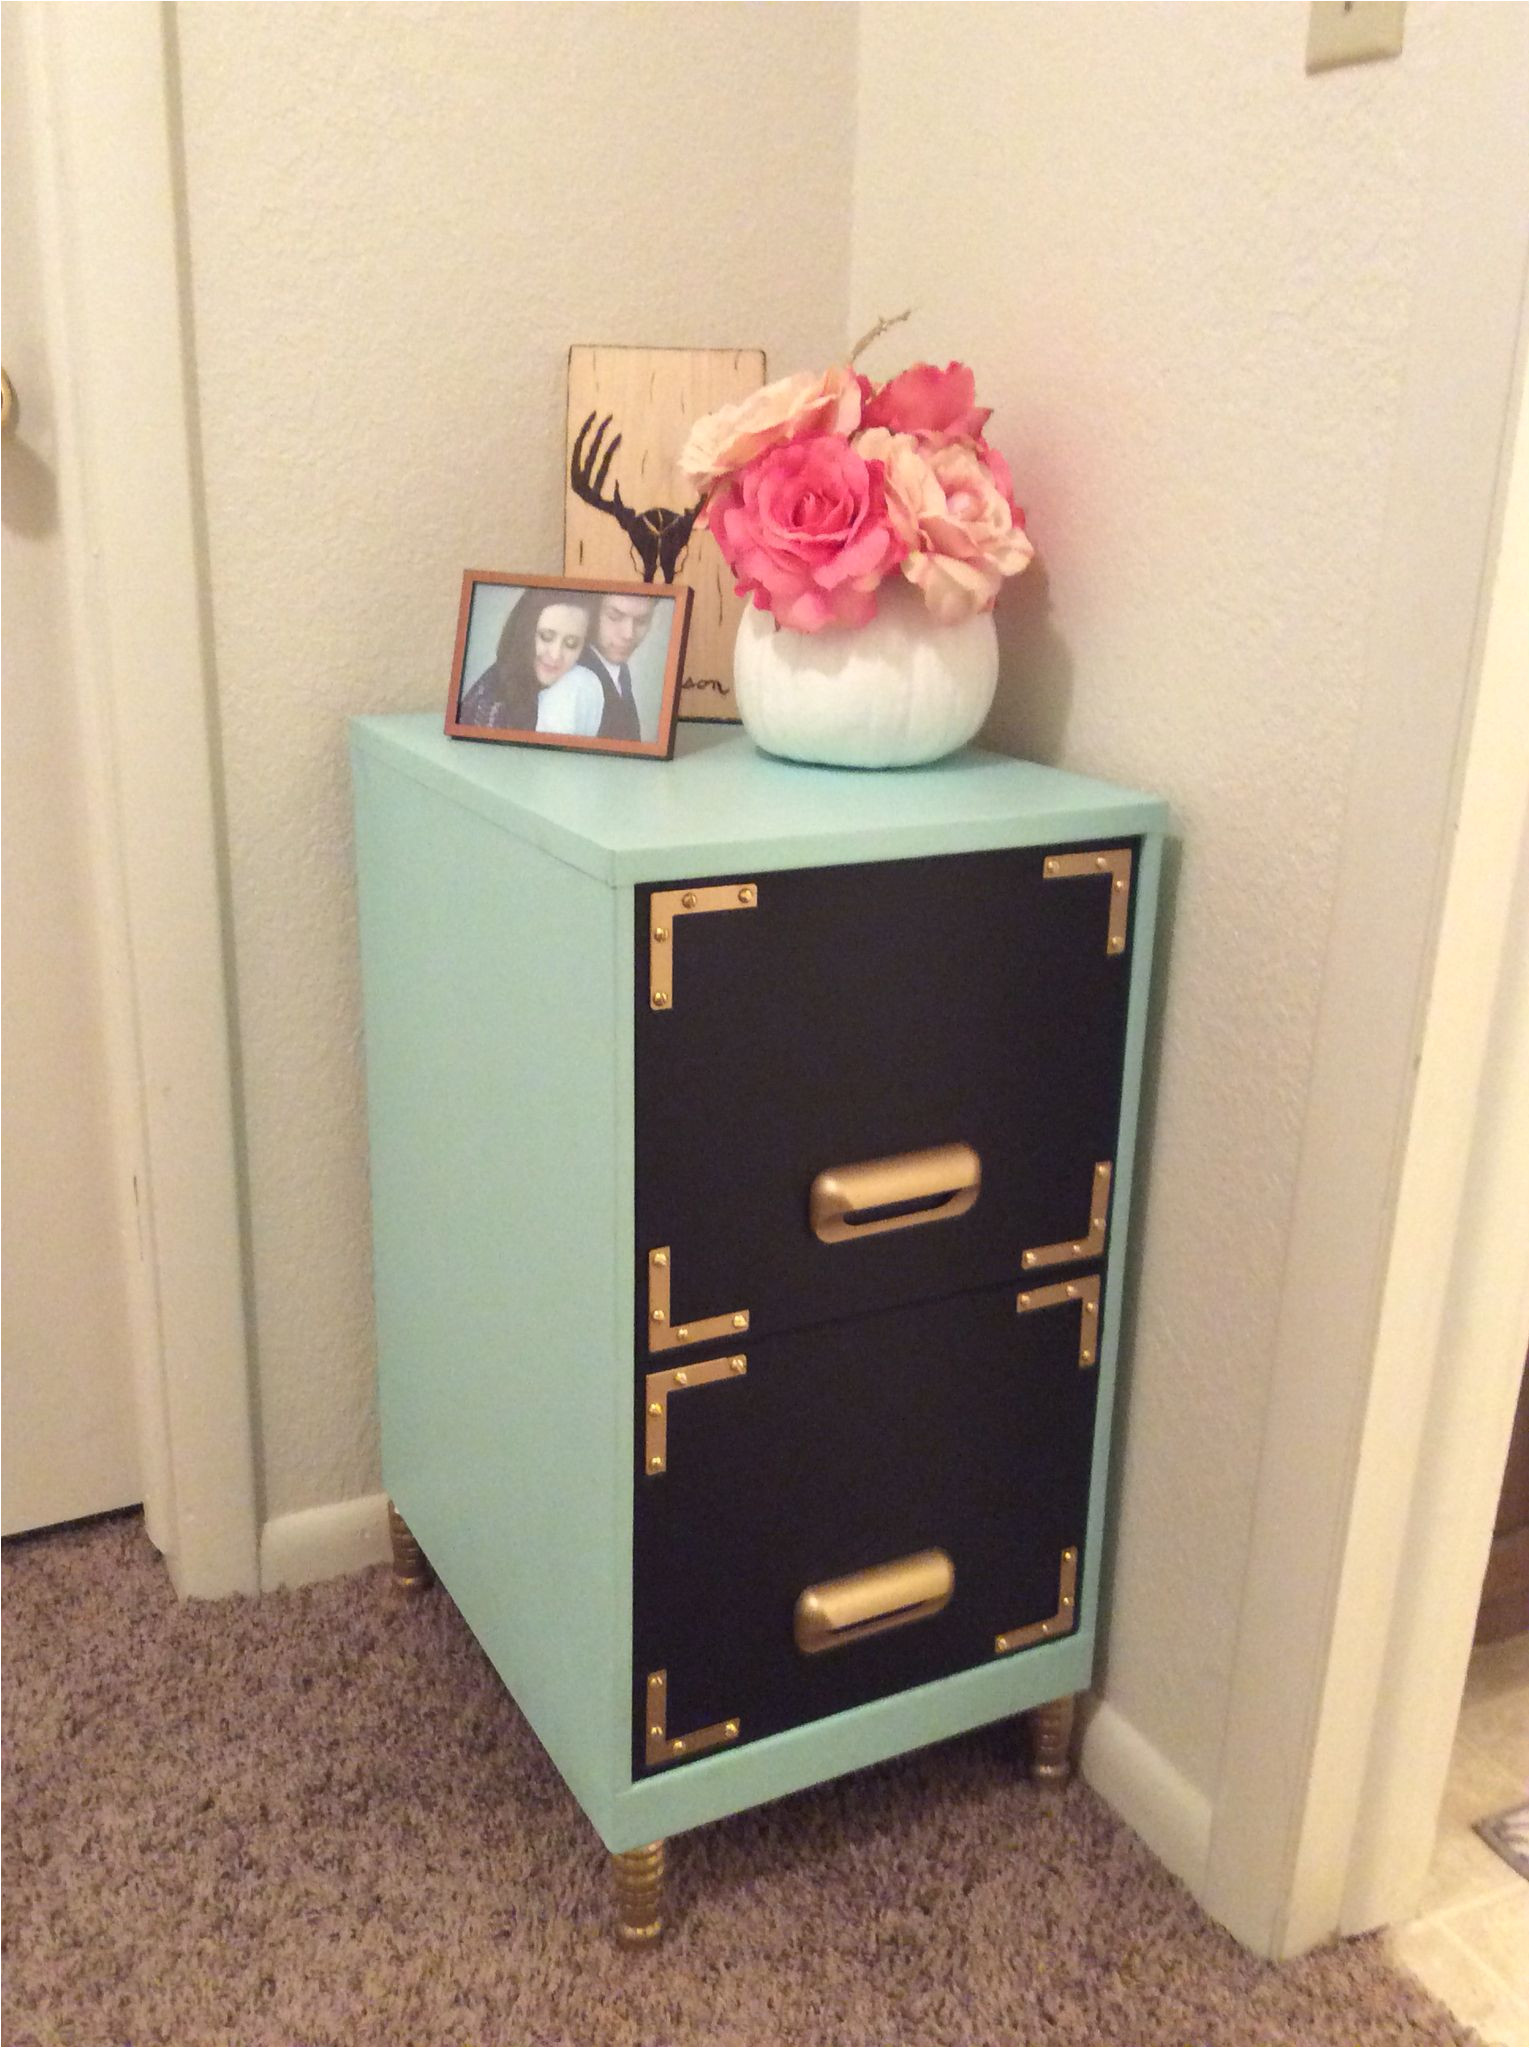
[679,356,1034,634]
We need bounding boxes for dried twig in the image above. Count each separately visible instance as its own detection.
[849,308,914,366]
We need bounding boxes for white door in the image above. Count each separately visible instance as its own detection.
[1,1,141,1535]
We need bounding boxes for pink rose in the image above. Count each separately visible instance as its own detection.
[707,435,907,632]
[860,361,992,447]
[856,428,1033,624]
[678,365,862,494]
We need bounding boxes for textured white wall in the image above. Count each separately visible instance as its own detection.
[173,0,858,1522]
[850,1,1524,1799]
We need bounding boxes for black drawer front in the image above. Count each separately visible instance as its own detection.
[631,1278,1101,1773]
[634,840,1137,1357]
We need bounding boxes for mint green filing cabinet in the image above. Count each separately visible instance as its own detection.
[350,714,1167,1944]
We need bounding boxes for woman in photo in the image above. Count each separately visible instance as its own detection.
[458,588,599,732]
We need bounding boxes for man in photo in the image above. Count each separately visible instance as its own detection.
[576,592,658,741]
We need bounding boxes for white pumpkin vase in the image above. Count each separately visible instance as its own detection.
[732,576,999,770]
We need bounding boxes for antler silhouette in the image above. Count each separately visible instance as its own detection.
[570,411,700,582]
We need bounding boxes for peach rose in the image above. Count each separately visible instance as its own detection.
[707,435,905,632]
[853,427,946,550]
[678,365,862,495]
[856,428,1033,624]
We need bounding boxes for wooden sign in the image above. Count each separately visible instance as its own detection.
[565,346,764,724]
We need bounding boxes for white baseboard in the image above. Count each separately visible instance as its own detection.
[259,1492,392,1592]
[1079,1695,1215,1898]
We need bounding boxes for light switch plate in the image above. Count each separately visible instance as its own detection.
[1307,1,1405,73]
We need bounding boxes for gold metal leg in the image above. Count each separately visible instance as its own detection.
[611,1840,665,1946]
[1024,1693,1076,1786]
[387,1502,434,1594]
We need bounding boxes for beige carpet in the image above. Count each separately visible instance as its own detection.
[2,1514,1472,2048]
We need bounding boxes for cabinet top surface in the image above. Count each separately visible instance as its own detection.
[350,714,1168,884]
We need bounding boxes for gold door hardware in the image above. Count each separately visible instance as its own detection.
[1022,1160,1113,1271]
[1015,1273,1102,1368]
[1043,847,1133,955]
[648,881,758,1012]
[994,1547,1078,1656]
[643,1353,747,1475]
[793,1548,954,1654]
[646,1245,749,1354]
[1,369,15,435]
[644,1669,740,1768]
[808,1142,981,1244]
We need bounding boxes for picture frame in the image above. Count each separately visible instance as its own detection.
[444,572,691,760]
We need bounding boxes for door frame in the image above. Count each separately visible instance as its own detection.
[1200,263,1528,1958]
[1334,355,1528,1938]
[19,0,258,1597]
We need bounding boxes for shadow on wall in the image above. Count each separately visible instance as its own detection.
[1088,824,1184,1695]
[984,557,1074,766]
[1,433,58,541]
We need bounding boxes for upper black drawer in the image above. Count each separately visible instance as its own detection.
[634,840,1138,1355]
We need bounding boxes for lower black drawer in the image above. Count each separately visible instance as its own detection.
[631,1275,1103,1774]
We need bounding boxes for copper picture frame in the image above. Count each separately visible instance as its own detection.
[445,571,691,760]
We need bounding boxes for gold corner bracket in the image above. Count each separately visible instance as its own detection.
[1015,1273,1102,1368]
[994,1547,1079,1656]
[1043,847,1133,956]
[646,1245,749,1354]
[644,1670,740,1768]
[643,1352,747,1475]
[648,881,758,1012]
[1022,1160,1113,1273]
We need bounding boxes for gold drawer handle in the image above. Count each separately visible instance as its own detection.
[808,1143,981,1244]
[794,1548,954,1654]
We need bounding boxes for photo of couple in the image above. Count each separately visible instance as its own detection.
[447,574,688,759]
